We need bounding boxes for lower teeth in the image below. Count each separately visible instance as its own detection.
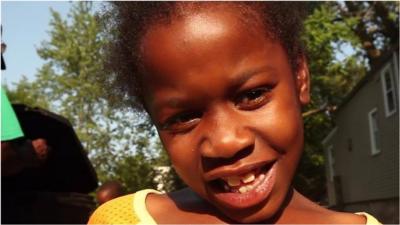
[239,185,252,193]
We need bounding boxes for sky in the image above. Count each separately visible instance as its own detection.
[1,1,101,87]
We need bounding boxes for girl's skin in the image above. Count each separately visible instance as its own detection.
[137,5,366,224]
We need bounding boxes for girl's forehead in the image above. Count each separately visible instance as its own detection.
[141,8,269,67]
[141,4,267,50]
[182,13,230,42]
[140,10,272,84]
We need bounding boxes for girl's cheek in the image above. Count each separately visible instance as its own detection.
[252,101,304,152]
[162,135,208,189]
[166,141,207,195]
[161,135,200,169]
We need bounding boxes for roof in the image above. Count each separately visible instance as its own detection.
[335,49,398,114]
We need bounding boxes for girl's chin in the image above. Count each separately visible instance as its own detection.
[216,204,279,224]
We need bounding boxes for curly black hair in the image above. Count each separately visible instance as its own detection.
[102,2,307,111]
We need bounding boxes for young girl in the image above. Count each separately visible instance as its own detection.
[89,2,380,224]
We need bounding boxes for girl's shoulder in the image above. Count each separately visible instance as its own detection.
[288,191,381,224]
[325,211,381,224]
[322,211,373,224]
[88,189,161,225]
[290,205,381,224]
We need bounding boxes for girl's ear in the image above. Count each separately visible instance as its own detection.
[296,56,310,106]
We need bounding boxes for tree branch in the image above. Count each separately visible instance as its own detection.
[302,103,337,118]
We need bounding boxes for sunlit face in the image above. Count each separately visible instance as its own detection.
[140,6,310,223]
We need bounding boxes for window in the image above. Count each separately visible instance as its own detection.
[381,63,397,117]
[327,145,335,182]
[368,108,381,155]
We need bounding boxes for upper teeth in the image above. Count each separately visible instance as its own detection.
[224,172,256,187]
[242,173,255,183]
[226,176,241,186]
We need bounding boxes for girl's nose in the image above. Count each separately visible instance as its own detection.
[199,110,254,160]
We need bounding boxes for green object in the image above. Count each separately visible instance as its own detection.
[1,87,24,141]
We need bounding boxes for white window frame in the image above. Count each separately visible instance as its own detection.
[368,108,381,155]
[380,62,397,117]
[392,52,399,87]
[327,145,335,182]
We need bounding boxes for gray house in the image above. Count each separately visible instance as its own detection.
[322,50,399,224]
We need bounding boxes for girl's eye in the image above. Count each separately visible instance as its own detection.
[161,111,202,133]
[235,86,272,110]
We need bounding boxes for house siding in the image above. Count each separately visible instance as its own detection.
[323,54,399,222]
[333,67,399,203]
[322,128,338,206]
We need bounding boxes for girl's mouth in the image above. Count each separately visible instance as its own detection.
[207,161,277,209]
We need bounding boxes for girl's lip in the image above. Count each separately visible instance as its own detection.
[203,160,275,181]
[207,161,277,209]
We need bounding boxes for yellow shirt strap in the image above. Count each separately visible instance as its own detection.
[133,189,161,225]
[355,212,382,225]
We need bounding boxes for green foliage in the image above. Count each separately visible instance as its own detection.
[5,75,50,109]
[7,2,165,192]
[304,3,365,106]
[34,3,122,181]
[339,1,399,64]
[112,150,157,193]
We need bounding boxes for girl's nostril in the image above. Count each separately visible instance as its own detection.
[201,145,254,173]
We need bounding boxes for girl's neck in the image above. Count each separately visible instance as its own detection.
[147,187,366,224]
[270,189,366,224]
[147,188,234,224]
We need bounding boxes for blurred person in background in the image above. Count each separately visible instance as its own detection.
[96,180,126,205]
[1,27,98,224]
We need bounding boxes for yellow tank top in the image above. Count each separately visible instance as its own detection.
[88,189,381,224]
[88,189,159,225]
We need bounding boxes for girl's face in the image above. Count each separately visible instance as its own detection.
[141,6,310,223]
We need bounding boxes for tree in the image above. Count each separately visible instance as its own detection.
[340,1,399,66]
[4,74,50,109]
[7,2,164,192]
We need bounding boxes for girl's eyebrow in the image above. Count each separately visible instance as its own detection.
[229,65,277,90]
[154,66,277,110]
[153,96,185,110]
[164,97,183,108]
